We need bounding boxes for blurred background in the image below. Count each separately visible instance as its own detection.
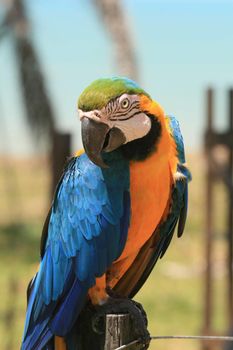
[0,0,232,349]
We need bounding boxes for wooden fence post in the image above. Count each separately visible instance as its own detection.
[203,87,233,348]
[204,88,214,338]
[104,314,131,350]
[227,89,233,328]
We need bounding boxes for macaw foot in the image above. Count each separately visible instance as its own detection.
[92,297,150,349]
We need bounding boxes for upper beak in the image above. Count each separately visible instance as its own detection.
[81,117,126,168]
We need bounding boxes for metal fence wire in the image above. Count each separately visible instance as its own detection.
[115,335,233,350]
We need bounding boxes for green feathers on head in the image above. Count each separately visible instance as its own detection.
[78,76,151,111]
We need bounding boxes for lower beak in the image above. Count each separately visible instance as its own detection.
[81,117,126,168]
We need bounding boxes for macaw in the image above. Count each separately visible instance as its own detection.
[22,77,191,350]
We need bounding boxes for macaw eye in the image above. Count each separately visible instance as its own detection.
[120,98,130,109]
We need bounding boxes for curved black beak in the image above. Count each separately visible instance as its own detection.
[81,117,110,168]
[81,117,126,168]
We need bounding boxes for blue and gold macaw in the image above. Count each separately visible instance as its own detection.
[22,77,191,350]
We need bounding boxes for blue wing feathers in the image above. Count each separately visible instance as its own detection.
[50,278,88,336]
[22,153,130,349]
[167,115,186,163]
[162,116,191,240]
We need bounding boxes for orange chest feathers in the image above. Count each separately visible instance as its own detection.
[118,151,173,260]
[117,97,178,261]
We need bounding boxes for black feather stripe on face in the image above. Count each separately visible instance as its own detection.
[120,114,162,161]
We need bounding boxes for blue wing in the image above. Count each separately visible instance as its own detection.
[166,115,192,236]
[22,153,130,350]
[168,115,186,164]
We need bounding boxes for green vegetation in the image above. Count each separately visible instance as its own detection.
[0,154,228,349]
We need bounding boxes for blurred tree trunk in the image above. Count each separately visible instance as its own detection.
[6,0,55,138]
[2,0,71,195]
[93,0,139,81]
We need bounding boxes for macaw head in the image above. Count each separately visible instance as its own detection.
[78,76,164,167]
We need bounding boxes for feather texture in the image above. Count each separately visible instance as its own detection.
[22,153,130,349]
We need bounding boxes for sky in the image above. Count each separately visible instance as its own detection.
[0,0,232,155]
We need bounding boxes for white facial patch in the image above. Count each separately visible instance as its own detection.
[113,113,151,143]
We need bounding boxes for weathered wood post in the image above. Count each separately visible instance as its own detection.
[203,88,233,349]
[104,314,131,350]
[204,88,214,340]
[227,89,233,329]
